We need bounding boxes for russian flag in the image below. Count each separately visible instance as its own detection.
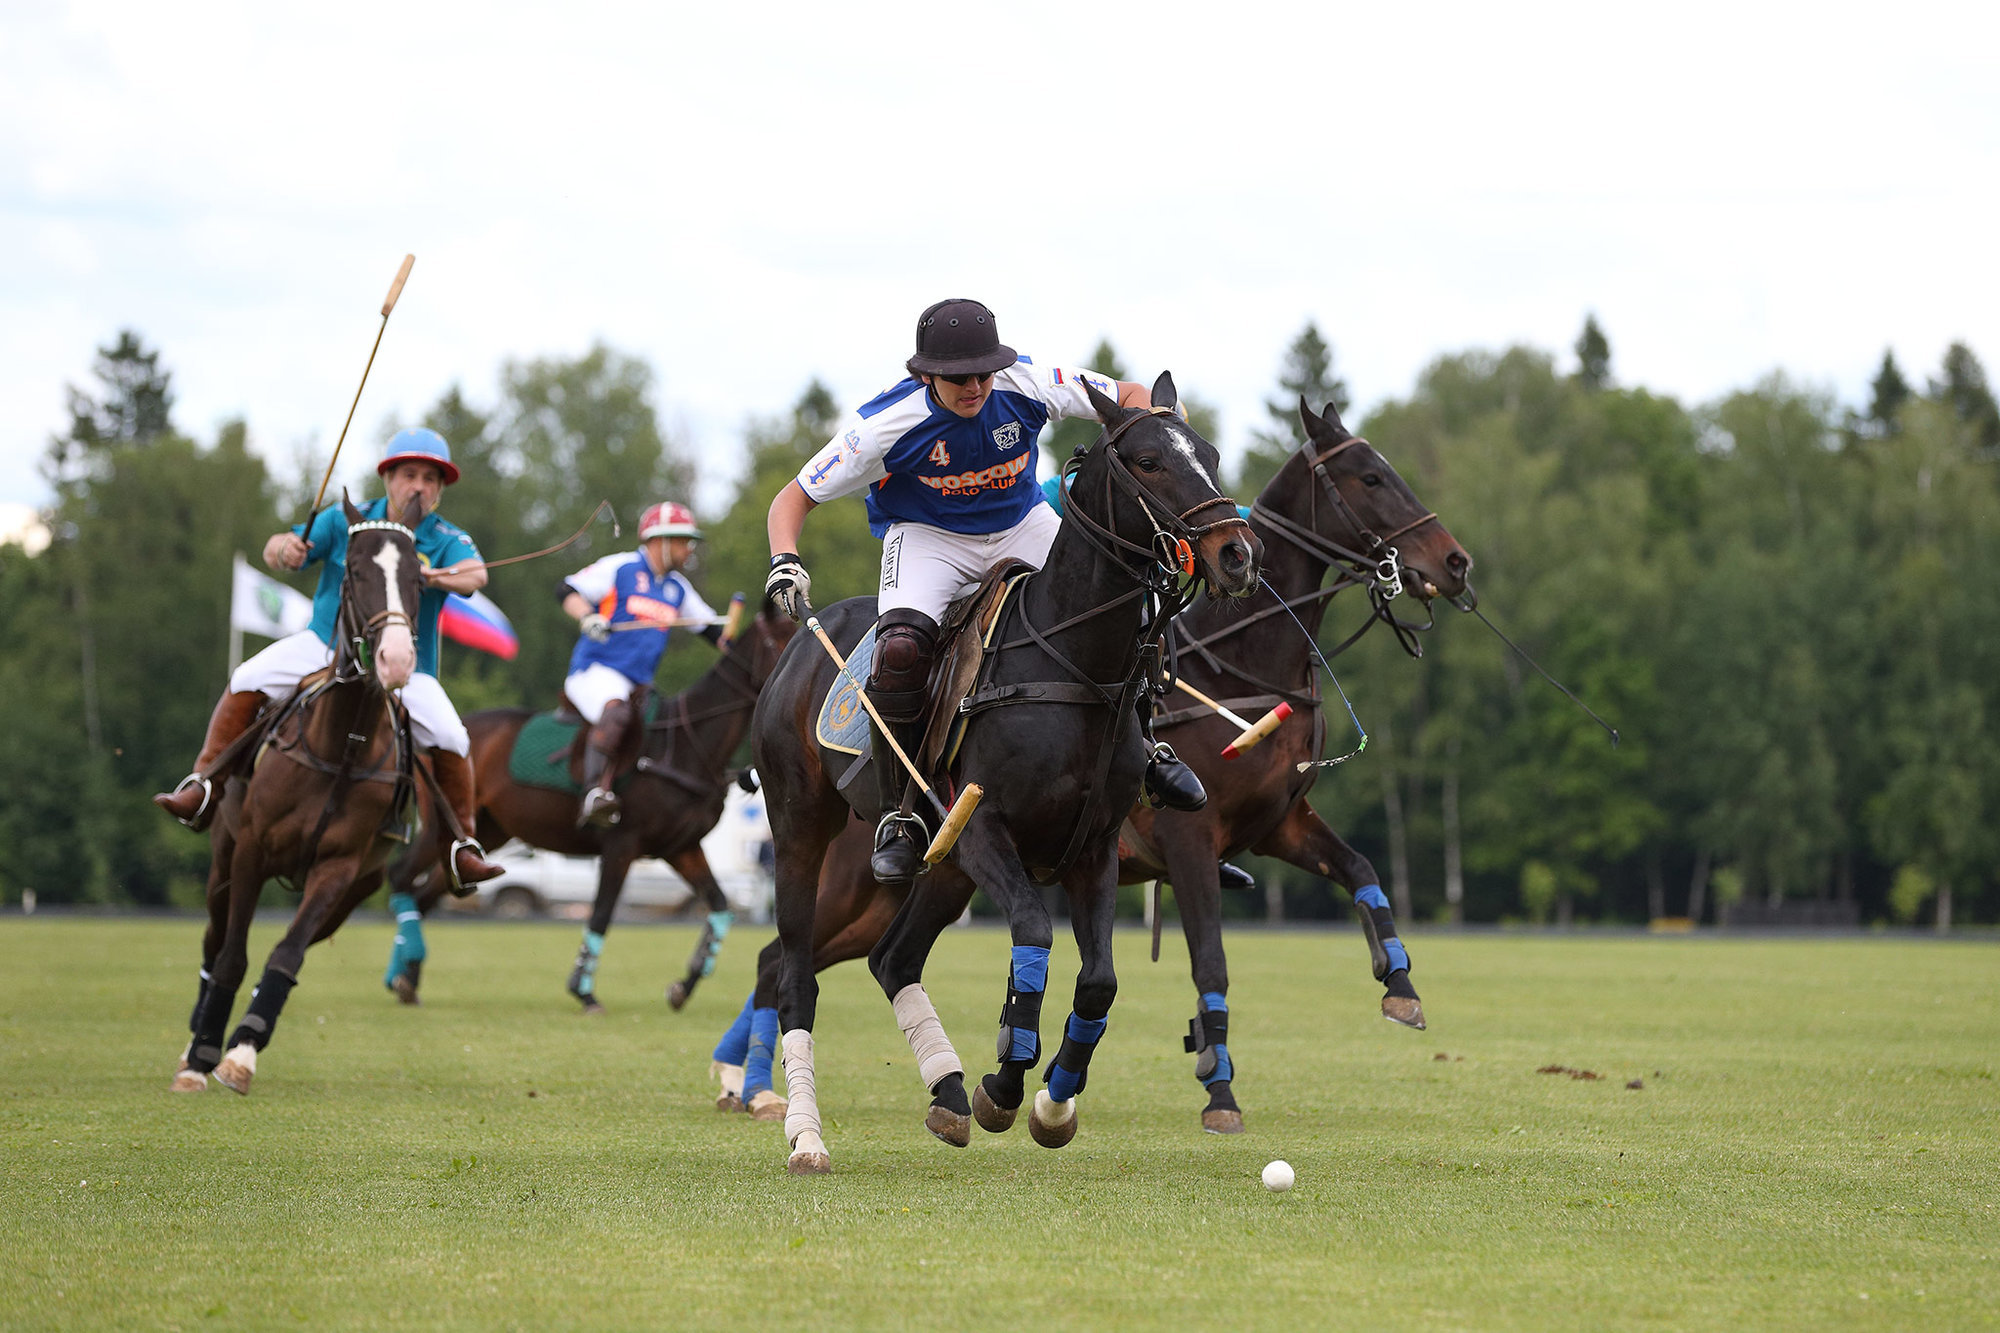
[441,590,519,660]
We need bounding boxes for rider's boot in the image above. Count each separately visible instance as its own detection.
[1143,742,1208,811]
[865,610,939,886]
[153,690,266,829]
[430,750,504,890]
[577,698,631,829]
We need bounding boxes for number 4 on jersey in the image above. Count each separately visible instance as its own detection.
[928,440,951,467]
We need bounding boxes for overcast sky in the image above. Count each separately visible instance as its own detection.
[4,2,1996,513]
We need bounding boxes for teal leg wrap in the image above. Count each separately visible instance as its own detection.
[700,910,734,978]
[570,929,605,997]
[383,893,426,989]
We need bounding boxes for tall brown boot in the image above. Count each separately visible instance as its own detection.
[577,698,631,829]
[154,690,267,829]
[429,749,503,891]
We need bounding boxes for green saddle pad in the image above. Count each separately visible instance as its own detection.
[507,697,663,795]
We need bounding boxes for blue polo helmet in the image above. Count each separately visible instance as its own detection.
[378,427,460,485]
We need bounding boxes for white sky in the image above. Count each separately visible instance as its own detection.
[4,1,1996,512]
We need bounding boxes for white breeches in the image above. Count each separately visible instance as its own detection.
[227,629,468,756]
[563,663,643,725]
[875,503,1060,625]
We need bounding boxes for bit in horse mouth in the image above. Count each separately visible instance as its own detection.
[1422,580,1440,599]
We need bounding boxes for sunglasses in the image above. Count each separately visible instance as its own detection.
[936,370,995,387]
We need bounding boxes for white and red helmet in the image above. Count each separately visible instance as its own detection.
[639,501,702,541]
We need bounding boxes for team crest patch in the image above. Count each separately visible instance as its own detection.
[992,421,1022,450]
[844,429,862,455]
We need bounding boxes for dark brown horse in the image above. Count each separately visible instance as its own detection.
[387,600,795,1010]
[707,401,1470,1132]
[173,496,429,1095]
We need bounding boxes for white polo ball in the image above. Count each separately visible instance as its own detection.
[1261,1159,1295,1192]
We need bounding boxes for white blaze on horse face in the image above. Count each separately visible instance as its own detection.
[1163,425,1218,492]
[371,543,417,690]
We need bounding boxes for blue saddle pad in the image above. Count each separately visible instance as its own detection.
[814,627,877,756]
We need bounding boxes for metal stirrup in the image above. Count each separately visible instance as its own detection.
[168,774,214,829]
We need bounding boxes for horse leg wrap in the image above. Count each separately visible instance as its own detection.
[1353,885,1412,981]
[892,983,964,1091]
[995,945,1049,1067]
[383,893,426,989]
[712,991,755,1066]
[779,1028,821,1148]
[188,968,212,1035]
[1044,1012,1109,1103]
[228,967,297,1052]
[568,930,605,998]
[187,981,237,1073]
[691,910,733,979]
[743,1006,780,1100]
[1183,991,1234,1087]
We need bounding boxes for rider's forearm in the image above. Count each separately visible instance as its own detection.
[767,481,818,558]
[1116,381,1153,410]
[561,591,594,621]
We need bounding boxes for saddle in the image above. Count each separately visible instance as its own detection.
[557,683,654,787]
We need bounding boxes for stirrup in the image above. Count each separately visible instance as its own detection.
[872,810,930,881]
[164,773,214,829]
[447,837,496,897]
[1144,742,1207,812]
[578,787,621,829]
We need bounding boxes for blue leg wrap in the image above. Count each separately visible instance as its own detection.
[1000,945,1050,1065]
[1353,885,1412,975]
[743,1007,780,1099]
[571,929,605,996]
[383,893,426,988]
[699,910,734,978]
[712,991,755,1066]
[1187,991,1234,1086]
[1046,1011,1108,1103]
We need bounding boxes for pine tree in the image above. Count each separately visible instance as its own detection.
[1573,315,1612,392]
[1928,342,2000,449]
[1867,350,1911,431]
[1234,322,1349,496]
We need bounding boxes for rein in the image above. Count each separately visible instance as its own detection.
[637,617,785,792]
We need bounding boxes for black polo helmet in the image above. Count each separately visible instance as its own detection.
[907,298,1017,377]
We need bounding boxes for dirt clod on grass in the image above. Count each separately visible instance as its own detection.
[1537,1064,1603,1080]
[1626,1078,1644,1090]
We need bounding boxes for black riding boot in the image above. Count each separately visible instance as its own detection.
[868,708,929,885]
[1137,690,1206,811]
[865,610,940,886]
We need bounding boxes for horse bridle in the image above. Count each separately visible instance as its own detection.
[1061,406,1254,602]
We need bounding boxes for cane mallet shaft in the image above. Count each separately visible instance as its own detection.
[1169,676,1254,731]
[803,612,982,863]
[308,253,416,519]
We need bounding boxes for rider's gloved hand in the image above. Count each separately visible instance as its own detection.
[580,612,611,642]
[765,553,811,622]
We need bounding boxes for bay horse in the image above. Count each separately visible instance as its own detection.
[752,373,1260,1173]
[173,495,427,1095]
[707,400,1470,1133]
[386,599,795,1010]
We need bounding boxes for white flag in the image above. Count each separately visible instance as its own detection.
[230,553,313,639]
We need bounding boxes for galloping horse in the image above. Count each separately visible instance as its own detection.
[173,496,428,1094]
[707,401,1470,1132]
[752,373,1260,1173]
[387,599,795,1009]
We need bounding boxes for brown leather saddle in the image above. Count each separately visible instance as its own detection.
[915,558,1035,775]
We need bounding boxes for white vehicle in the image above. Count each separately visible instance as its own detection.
[453,785,774,922]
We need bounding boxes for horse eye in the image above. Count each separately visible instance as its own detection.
[1362,473,1382,487]
[1136,455,1162,473]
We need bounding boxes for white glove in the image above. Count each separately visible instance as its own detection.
[580,612,611,642]
[765,554,811,622]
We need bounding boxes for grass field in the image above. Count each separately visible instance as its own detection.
[2,917,1994,1331]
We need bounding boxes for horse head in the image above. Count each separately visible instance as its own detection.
[730,595,799,688]
[1076,371,1262,598]
[340,493,424,692]
[1296,398,1473,605]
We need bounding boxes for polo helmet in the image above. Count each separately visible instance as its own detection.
[639,501,702,541]
[377,427,460,485]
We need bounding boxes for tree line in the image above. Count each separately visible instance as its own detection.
[3,322,1993,928]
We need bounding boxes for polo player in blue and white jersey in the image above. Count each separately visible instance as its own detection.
[154,427,504,889]
[763,298,1206,885]
[560,499,721,828]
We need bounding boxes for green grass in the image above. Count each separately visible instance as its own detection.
[1,918,1994,1331]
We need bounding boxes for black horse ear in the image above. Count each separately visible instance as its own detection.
[1083,375,1123,426]
[1151,370,1178,413]
[398,494,424,529]
[1298,395,1323,441]
[1321,400,1352,438]
[342,490,363,523]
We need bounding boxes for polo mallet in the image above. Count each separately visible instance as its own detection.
[1168,676,1293,759]
[803,612,982,863]
[719,594,746,646]
[307,253,416,519]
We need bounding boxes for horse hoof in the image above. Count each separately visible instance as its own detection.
[926,1104,972,1148]
[667,981,691,1011]
[1382,995,1426,1029]
[391,974,420,1006]
[748,1090,789,1122]
[1202,1109,1245,1134]
[1028,1090,1077,1149]
[786,1150,830,1176]
[214,1059,253,1096]
[971,1082,1017,1133]
[578,999,605,1017]
[716,1091,744,1113]
[170,1069,208,1093]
